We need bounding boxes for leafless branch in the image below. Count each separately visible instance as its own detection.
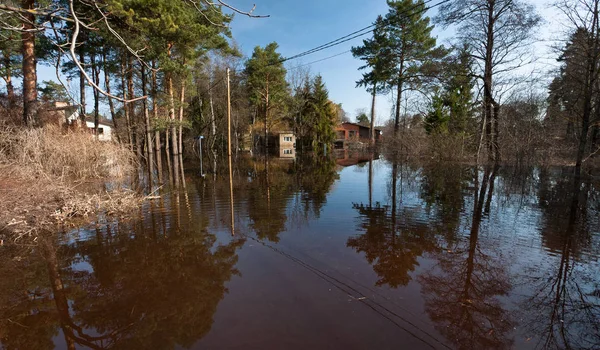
[204,0,269,18]
[68,0,146,103]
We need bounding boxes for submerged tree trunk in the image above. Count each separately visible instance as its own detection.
[178,77,185,166]
[141,65,155,183]
[21,0,37,127]
[151,61,163,183]
[167,72,180,186]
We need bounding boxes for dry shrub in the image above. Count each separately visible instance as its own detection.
[383,127,429,158]
[51,187,142,222]
[428,133,476,161]
[0,125,136,181]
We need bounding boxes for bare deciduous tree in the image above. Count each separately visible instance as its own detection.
[436,0,541,163]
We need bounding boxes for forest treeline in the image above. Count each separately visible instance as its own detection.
[1,0,600,186]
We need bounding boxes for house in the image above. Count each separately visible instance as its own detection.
[50,102,114,141]
[83,117,114,142]
[334,122,382,148]
[278,132,296,158]
[254,131,296,158]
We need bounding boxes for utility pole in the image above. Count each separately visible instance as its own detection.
[227,68,235,235]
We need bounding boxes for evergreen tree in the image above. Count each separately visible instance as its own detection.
[383,0,446,136]
[308,75,336,148]
[352,15,392,142]
[244,42,289,147]
[425,45,474,135]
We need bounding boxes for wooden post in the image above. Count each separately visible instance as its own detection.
[227,68,234,235]
[227,68,232,158]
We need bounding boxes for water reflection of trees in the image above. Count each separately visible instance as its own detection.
[0,196,244,349]
[349,162,514,349]
[347,160,438,288]
[245,154,338,242]
[418,166,514,350]
[521,170,600,349]
[349,161,600,349]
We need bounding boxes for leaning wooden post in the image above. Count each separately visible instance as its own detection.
[227,68,235,235]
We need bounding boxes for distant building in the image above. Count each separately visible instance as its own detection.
[334,122,382,148]
[255,131,296,158]
[83,117,114,142]
[278,132,296,158]
[49,102,114,141]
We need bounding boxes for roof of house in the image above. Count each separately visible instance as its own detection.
[338,122,382,131]
[84,116,114,127]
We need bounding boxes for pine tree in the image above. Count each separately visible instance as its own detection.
[384,0,445,136]
[244,42,289,147]
[352,15,392,143]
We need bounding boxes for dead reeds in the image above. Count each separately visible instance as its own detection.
[0,124,135,181]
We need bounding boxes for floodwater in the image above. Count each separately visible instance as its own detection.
[1,153,599,350]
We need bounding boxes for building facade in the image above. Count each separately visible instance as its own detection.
[334,122,382,148]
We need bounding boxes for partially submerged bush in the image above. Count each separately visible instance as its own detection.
[0,125,136,181]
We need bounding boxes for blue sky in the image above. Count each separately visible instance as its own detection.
[29,0,561,123]
[224,0,560,123]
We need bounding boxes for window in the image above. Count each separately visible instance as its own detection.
[283,136,292,142]
[349,130,357,138]
[98,128,104,135]
[283,149,293,155]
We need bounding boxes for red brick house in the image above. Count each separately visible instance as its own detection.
[334,122,382,148]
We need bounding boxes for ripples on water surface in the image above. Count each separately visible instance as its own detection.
[1,154,599,349]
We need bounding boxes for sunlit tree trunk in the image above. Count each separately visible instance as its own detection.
[21,0,37,127]
[141,64,155,183]
[102,49,120,142]
[167,71,180,186]
[151,61,163,182]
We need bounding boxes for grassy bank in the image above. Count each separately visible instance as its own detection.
[0,125,142,245]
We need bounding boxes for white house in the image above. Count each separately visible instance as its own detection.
[54,102,113,142]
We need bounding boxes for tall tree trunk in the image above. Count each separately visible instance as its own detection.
[264,78,269,149]
[127,55,141,159]
[120,57,132,147]
[484,2,499,163]
[165,128,173,184]
[394,53,405,137]
[576,0,600,177]
[102,49,120,142]
[370,83,376,145]
[209,88,217,150]
[141,64,155,183]
[167,72,180,186]
[79,49,86,122]
[21,0,37,127]
[2,51,14,105]
[178,76,185,164]
[151,60,163,182]
[394,79,403,137]
[91,54,100,139]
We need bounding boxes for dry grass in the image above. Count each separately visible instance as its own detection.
[0,125,136,181]
[0,124,142,245]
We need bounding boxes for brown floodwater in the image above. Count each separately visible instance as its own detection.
[1,153,599,349]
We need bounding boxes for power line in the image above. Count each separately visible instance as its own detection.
[280,0,452,64]
[288,50,352,70]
